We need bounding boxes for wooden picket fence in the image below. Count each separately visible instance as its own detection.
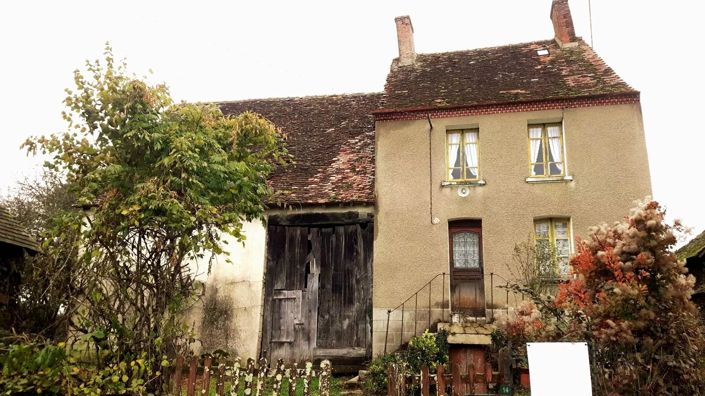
[169,355,332,396]
[386,362,514,396]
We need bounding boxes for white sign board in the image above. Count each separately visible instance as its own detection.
[526,342,592,396]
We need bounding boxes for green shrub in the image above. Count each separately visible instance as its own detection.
[0,342,66,395]
[433,330,449,364]
[364,353,402,396]
[0,341,157,396]
[406,330,448,372]
[364,330,449,396]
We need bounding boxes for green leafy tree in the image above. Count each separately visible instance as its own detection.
[22,45,287,390]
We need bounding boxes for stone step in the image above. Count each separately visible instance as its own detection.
[339,374,365,396]
[437,321,496,345]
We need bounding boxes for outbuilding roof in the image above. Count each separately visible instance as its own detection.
[377,39,637,114]
[219,93,382,206]
[677,230,705,262]
[0,207,39,252]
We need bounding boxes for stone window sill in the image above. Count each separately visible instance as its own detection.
[525,175,573,184]
[441,180,487,187]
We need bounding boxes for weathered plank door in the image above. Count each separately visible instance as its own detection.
[262,216,373,364]
[449,220,485,317]
[314,223,373,363]
[263,225,312,362]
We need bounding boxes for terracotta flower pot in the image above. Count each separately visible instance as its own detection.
[519,367,530,388]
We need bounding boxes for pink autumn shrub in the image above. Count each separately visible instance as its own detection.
[559,201,705,395]
[496,201,705,395]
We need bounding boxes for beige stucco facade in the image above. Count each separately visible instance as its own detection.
[372,103,652,355]
[186,220,267,358]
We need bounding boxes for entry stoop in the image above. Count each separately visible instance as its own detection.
[439,321,497,394]
[438,321,495,346]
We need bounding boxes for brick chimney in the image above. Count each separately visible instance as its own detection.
[550,0,577,47]
[394,15,416,66]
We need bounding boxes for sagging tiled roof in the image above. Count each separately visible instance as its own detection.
[219,93,382,206]
[0,207,39,252]
[377,39,637,114]
[677,230,705,262]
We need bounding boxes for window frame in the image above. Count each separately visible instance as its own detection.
[533,217,573,278]
[527,122,566,178]
[446,128,480,182]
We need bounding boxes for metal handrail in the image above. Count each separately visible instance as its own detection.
[383,271,517,354]
[384,272,447,354]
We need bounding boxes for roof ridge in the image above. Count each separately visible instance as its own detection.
[413,38,557,58]
[217,91,383,105]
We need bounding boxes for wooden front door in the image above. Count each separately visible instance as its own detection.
[449,221,485,317]
[262,217,373,364]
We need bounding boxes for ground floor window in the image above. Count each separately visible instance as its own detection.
[534,218,572,276]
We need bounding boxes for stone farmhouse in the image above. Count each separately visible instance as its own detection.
[187,0,652,368]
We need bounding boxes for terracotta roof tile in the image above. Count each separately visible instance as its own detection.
[378,39,637,113]
[219,93,382,206]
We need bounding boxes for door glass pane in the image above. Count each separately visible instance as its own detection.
[453,232,480,269]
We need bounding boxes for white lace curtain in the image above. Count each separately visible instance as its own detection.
[448,132,461,179]
[453,232,480,268]
[529,126,543,175]
[547,125,563,174]
[530,125,563,176]
[464,131,478,178]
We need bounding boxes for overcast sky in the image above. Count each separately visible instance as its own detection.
[1,0,703,242]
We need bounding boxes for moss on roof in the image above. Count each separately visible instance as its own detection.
[219,93,382,206]
[677,230,705,261]
[379,39,637,113]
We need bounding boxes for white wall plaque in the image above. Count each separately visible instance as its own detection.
[526,342,592,396]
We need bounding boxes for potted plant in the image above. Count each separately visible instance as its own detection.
[515,355,530,388]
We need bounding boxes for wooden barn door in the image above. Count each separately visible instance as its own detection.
[263,226,315,362]
[314,223,373,363]
[262,217,373,364]
[449,220,485,317]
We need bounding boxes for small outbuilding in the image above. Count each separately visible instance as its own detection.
[0,208,39,328]
[677,230,705,312]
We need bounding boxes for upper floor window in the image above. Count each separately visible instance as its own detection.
[534,218,572,276]
[529,123,564,177]
[447,129,479,181]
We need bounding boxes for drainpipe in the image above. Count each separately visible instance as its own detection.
[428,114,440,225]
